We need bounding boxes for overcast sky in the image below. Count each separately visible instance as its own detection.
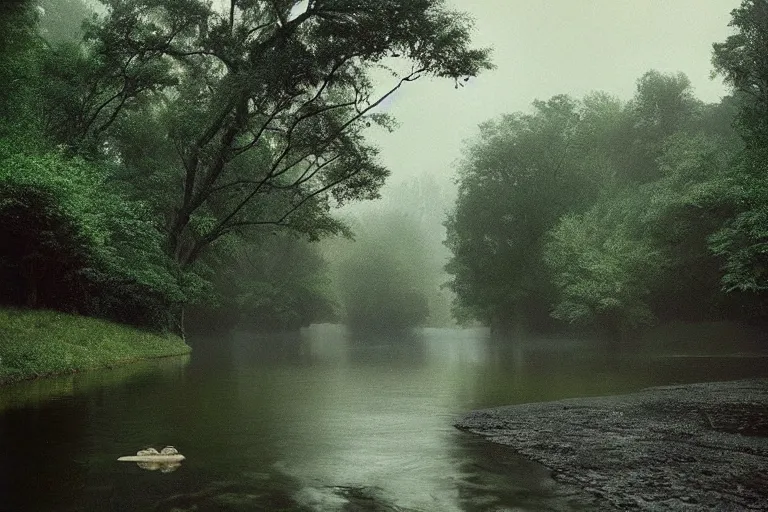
[366,0,741,194]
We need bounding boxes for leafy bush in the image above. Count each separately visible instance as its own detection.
[0,141,186,329]
[544,196,665,334]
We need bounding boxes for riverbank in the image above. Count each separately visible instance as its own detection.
[0,308,191,385]
[456,379,768,510]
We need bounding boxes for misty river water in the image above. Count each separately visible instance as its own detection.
[2,324,768,511]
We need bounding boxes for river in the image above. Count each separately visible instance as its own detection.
[1,324,767,511]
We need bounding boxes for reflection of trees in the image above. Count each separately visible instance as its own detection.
[0,355,193,510]
[345,327,427,367]
[228,324,430,367]
[229,329,309,366]
[0,400,90,510]
[463,333,653,408]
[227,326,354,366]
[0,355,190,411]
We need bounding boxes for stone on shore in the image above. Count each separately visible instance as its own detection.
[456,379,768,510]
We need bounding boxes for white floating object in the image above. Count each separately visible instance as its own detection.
[118,446,185,463]
[117,454,185,462]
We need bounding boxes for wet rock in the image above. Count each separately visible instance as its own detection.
[456,379,768,511]
[160,446,179,455]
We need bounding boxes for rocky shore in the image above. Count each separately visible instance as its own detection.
[456,379,768,511]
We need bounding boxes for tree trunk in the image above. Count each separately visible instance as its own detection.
[178,306,185,341]
[168,210,191,263]
[168,303,186,340]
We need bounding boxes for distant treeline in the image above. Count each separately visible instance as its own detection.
[0,0,490,333]
[445,1,768,337]
[325,176,456,331]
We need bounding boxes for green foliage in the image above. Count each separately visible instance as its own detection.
[207,233,336,331]
[543,131,750,332]
[446,66,764,337]
[710,0,768,298]
[334,212,433,330]
[0,140,187,328]
[37,37,177,153]
[0,1,44,138]
[66,0,492,267]
[709,176,768,292]
[544,195,664,332]
[0,308,190,385]
[618,70,702,183]
[0,0,490,338]
[445,95,600,331]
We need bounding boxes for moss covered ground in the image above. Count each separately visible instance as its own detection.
[0,308,191,385]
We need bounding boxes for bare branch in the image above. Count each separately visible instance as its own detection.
[273,67,426,178]
[267,152,342,189]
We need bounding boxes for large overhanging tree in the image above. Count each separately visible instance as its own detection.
[712,0,768,158]
[43,0,491,269]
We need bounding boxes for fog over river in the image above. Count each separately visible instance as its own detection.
[2,325,767,511]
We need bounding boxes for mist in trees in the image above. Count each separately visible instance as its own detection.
[185,232,335,333]
[333,212,431,330]
[445,0,768,339]
[325,175,456,331]
[36,0,96,45]
[0,0,490,334]
[3,0,767,344]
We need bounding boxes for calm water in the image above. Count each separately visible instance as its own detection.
[1,325,767,511]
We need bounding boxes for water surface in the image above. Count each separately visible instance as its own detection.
[2,325,767,511]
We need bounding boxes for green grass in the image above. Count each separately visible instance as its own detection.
[0,308,191,385]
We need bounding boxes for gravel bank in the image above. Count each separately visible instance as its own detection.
[456,379,768,511]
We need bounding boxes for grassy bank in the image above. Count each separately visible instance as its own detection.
[0,308,191,385]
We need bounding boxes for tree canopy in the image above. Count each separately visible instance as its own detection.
[0,0,490,333]
[445,61,768,337]
[38,0,491,269]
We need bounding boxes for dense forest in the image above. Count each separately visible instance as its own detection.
[445,1,768,337]
[0,0,490,334]
[2,0,767,340]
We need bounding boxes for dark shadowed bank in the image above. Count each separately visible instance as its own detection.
[456,378,768,511]
[0,309,191,386]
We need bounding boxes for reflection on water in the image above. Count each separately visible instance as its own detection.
[1,325,767,511]
[134,460,181,473]
[0,355,190,412]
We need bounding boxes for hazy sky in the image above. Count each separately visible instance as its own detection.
[367,0,741,193]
